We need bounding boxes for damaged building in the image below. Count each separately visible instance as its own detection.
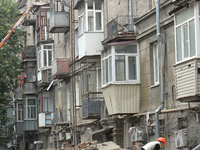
[7,0,200,150]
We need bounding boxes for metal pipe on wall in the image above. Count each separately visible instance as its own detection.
[155,0,166,139]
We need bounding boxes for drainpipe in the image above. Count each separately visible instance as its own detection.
[155,0,166,139]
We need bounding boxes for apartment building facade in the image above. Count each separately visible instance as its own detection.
[11,0,200,150]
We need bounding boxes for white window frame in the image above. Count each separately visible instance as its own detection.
[101,43,140,87]
[38,44,53,70]
[101,47,112,85]
[174,4,198,63]
[41,92,53,113]
[17,103,23,122]
[153,43,159,85]
[26,98,37,120]
[78,0,103,35]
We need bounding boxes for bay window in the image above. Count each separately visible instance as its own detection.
[102,43,139,86]
[38,44,53,69]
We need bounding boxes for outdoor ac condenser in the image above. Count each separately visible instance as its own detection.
[131,127,145,142]
[174,127,197,148]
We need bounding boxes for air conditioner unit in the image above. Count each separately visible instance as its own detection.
[174,127,197,148]
[131,127,145,142]
[66,133,71,140]
[59,132,65,141]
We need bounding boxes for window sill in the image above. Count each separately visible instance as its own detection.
[150,83,159,88]
[102,81,140,88]
[16,121,23,122]
[24,119,37,121]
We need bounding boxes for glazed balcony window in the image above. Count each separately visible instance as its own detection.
[38,44,53,69]
[175,5,196,63]
[101,43,139,87]
[26,99,36,119]
[78,0,103,36]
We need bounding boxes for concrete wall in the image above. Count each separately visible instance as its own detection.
[137,1,176,112]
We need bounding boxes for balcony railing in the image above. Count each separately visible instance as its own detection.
[37,26,53,43]
[49,12,70,33]
[82,92,103,119]
[52,58,70,78]
[107,15,137,40]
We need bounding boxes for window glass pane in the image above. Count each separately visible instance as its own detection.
[28,99,36,105]
[128,56,137,80]
[31,107,36,118]
[115,55,125,81]
[38,47,41,52]
[95,1,102,10]
[78,1,85,16]
[41,11,47,26]
[48,97,53,112]
[88,11,94,31]
[102,60,106,84]
[105,47,111,56]
[109,56,112,82]
[106,59,108,83]
[28,107,31,118]
[44,45,52,49]
[48,51,52,66]
[153,44,159,83]
[18,111,22,120]
[115,45,137,53]
[43,98,48,112]
[44,50,47,66]
[38,52,41,68]
[96,12,102,30]
[190,20,195,57]
[176,27,182,62]
[199,3,200,15]
[176,6,194,25]
[78,16,83,35]
[183,24,189,58]
[88,1,93,9]
[18,104,23,109]
[102,52,104,59]
[28,68,35,82]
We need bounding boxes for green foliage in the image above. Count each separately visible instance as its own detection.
[0,0,23,137]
